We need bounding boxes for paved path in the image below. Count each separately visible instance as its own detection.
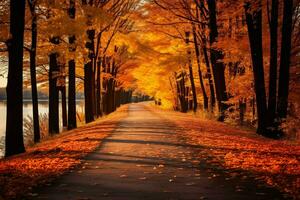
[33,103,285,200]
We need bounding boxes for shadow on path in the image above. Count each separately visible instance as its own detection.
[31,103,287,200]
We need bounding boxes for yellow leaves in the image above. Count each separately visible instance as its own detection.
[82,5,112,27]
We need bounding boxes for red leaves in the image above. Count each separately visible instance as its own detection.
[0,106,128,199]
[151,106,300,199]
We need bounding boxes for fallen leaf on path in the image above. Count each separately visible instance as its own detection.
[185,182,196,186]
[27,193,38,197]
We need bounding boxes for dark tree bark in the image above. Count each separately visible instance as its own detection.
[68,0,77,130]
[5,0,26,157]
[86,29,96,118]
[106,78,114,114]
[82,0,97,118]
[176,72,188,113]
[68,59,77,129]
[207,0,228,121]
[192,24,208,110]
[202,43,215,110]
[239,98,246,125]
[112,82,116,112]
[267,0,279,126]
[277,0,293,119]
[96,59,103,117]
[61,86,68,128]
[245,2,268,134]
[102,57,108,114]
[28,0,40,143]
[84,62,95,123]
[197,1,215,110]
[185,31,198,112]
[116,90,121,108]
[48,51,60,135]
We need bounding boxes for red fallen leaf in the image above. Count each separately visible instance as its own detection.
[147,106,300,198]
[0,106,129,200]
[185,182,196,186]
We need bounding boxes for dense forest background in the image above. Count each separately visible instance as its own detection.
[0,0,299,157]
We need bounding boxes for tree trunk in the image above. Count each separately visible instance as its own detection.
[5,0,26,157]
[96,59,103,117]
[176,72,188,113]
[239,98,246,125]
[67,0,77,130]
[277,0,293,119]
[106,78,114,114]
[29,4,40,143]
[245,2,268,134]
[61,87,68,128]
[202,44,215,110]
[84,62,95,123]
[185,32,198,112]
[176,79,185,112]
[192,24,208,110]
[86,30,96,117]
[207,0,228,121]
[68,59,77,129]
[197,1,215,110]
[103,80,108,114]
[267,0,279,126]
[49,53,60,134]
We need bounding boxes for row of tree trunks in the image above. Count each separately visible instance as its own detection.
[185,32,198,113]
[48,0,76,135]
[245,0,293,137]
[103,81,133,114]
[4,0,134,157]
[102,51,117,114]
[175,72,189,113]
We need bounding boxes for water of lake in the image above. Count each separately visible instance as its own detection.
[0,101,84,157]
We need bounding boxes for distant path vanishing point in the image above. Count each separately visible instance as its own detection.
[32,103,285,200]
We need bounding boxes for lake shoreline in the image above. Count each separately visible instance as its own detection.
[0,101,85,157]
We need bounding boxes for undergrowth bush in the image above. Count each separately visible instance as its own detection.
[281,103,300,141]
[23,114,49,146]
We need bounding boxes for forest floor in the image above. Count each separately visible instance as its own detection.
[0,102,299,199]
